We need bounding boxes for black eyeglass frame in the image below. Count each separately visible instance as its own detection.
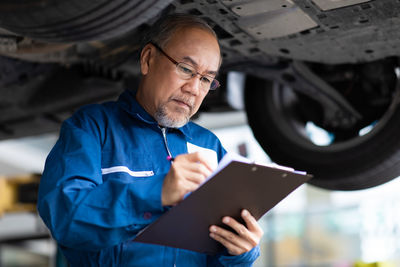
[150,42,220,91]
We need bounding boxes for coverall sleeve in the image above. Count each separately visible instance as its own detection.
[206,244,260,266]
[37,116,165,251]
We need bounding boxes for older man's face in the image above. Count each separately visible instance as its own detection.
[138,27,221,128]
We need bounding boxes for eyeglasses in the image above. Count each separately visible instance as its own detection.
[151,42,220,91]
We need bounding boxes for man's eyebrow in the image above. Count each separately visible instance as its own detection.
[182,56,218,76]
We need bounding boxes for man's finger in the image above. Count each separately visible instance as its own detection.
[209,225,249,250]
[209,232,246,256]
[173,153,214,175]
[221,216,251,238]
[183,170,207,185]
[182,179,204,194]
[185,152,214,172]
[241,209,264,235]
[219,216,259,248]
[186,163,212,179]
[176,166,208,184]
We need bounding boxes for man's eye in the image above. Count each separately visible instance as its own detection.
[179,65,193,75]
[200,76,211,84]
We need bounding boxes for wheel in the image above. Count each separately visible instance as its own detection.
[244,60,400,190]
[0,0,172,42]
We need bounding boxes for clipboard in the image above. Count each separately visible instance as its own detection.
[134,154,312,255]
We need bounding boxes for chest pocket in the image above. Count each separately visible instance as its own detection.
[101,150,154,179]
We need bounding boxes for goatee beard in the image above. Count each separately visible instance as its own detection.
[154,105,190,128]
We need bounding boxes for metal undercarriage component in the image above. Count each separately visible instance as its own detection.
[174,0,400,64]
[0,0,398,139]
[0,0,400,190]
[0,0,398,65]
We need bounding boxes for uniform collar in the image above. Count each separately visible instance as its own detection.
[118,89,193,139]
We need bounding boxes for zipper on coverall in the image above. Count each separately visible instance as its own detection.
[159,126,178,266]
[160,127,173,159]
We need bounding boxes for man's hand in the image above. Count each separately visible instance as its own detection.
[162,152,213,206]
[209,209,264,255]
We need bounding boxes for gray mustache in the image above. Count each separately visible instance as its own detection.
[171,97,194,109]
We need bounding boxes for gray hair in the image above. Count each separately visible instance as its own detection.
[143,13,219,50]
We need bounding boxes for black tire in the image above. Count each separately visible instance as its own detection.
[245,76,400,191]
[0,0,173,42]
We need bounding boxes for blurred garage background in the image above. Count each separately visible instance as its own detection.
[0,94,399,267]
[1,0,400,265]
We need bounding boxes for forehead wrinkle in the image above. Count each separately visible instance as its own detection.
[182,56,218,76]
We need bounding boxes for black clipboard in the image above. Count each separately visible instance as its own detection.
[134,156,312,255]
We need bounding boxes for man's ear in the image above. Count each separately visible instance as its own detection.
[140,43,155,75]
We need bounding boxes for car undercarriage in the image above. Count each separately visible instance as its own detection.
[1,0,400,190]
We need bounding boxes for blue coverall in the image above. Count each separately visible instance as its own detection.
[37,90,260,266]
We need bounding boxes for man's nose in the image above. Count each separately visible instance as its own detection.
[182,75,201,95]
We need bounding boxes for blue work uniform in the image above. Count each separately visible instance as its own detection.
[37,90,260,266]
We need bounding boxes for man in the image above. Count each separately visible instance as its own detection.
[37,14,263,266]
